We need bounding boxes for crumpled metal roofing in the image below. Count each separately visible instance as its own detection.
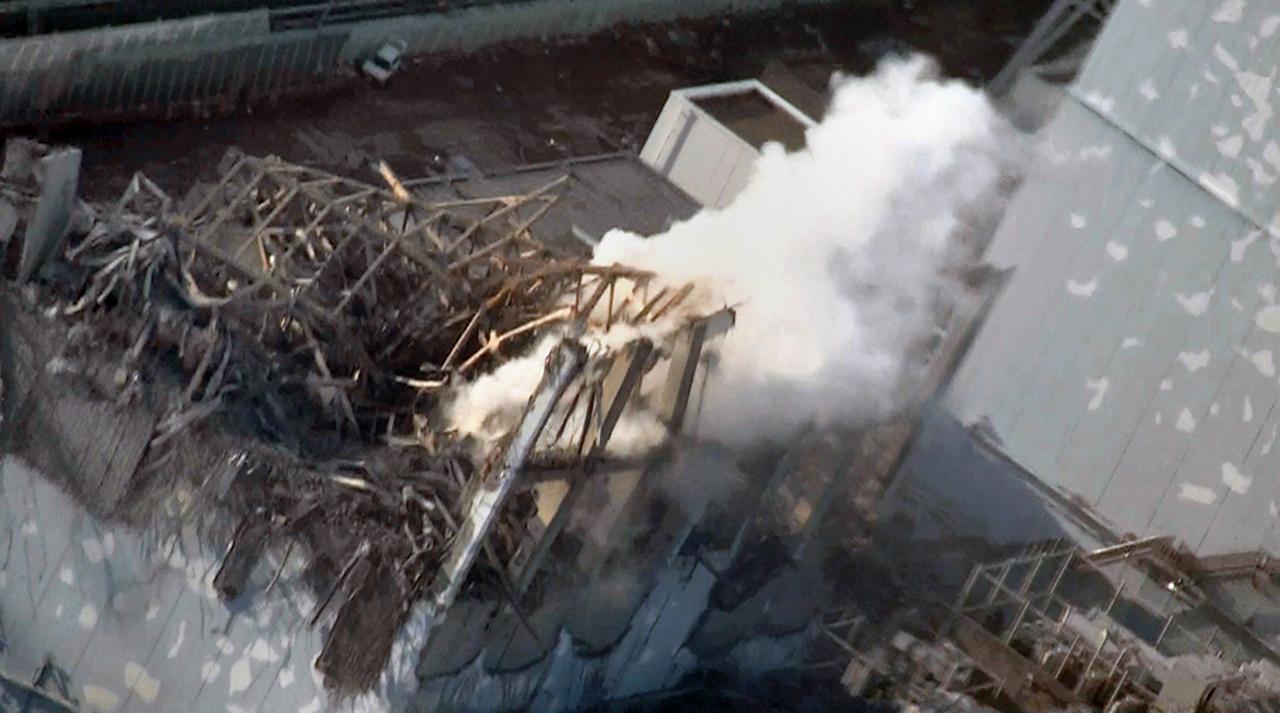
[947,0,1280,557]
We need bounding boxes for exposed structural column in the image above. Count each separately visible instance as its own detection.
[989,0,1117,95]
[430,340,587,610]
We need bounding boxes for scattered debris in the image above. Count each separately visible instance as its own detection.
[2,142,726,694]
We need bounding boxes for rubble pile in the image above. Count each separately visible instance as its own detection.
[2,143,709,692]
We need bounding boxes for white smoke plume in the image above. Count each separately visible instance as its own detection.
[594,55,1010,443]
[447,55,1013,448]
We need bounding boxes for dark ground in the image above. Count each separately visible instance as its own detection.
[35,0,1054,201]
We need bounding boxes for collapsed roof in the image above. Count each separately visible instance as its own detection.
[1,142,731,693]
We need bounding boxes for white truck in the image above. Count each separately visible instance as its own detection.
[361,40,407,84]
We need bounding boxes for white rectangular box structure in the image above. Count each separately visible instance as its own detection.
[640,79,816,208]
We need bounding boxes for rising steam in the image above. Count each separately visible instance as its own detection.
[448,55,1013,447]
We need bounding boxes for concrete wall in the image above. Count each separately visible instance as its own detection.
[0,0,845,128]
[339,0,845,60]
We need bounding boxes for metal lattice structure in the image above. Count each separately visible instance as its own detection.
[44,149,735,692]
[83,152,698,439]
[950,539,1261,709]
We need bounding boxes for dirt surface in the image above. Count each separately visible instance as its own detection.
[40,1,1054,201]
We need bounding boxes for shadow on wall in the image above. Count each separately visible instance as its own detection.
[879,403,1104,554]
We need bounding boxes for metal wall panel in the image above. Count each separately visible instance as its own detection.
[0,457,330,712]
[1073,0,1280,235]
[946,0,1280,557]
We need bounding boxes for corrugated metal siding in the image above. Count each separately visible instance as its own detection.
[947,0,1280,557]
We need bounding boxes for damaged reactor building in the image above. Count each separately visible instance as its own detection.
[0,69,933,711]
[8,0,1280,712]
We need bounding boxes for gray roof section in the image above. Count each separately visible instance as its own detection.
[407,154,700,252]
[947,0,1280,557]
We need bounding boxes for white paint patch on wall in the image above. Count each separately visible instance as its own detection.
[1155,219,1178,241]
[124,662,161,704]
[1070,213,1087,228]
[82,685,120,712]
[1176,408,1197,432]
[167,620,186,659]
[1085,377,1110,411]
[1244,396,1254,422]
[1252,349,1276,376]
[1218,134,1244,158]
[1222,462,1252,494]
[1244,158,1275,186]
[1175,289,1213,315]
[229,657,253,695]
[1256,305,1280,332]
[1178,483,1218,505]
[1067,278,1098,297]
[1212,43,1240,71]
[1106,242,1129,261]
[249,638,279,662]
[79,604,98,630]
[1176,350,1210,372]
[1266,142,1280,172]
[1236,70,1273,142]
